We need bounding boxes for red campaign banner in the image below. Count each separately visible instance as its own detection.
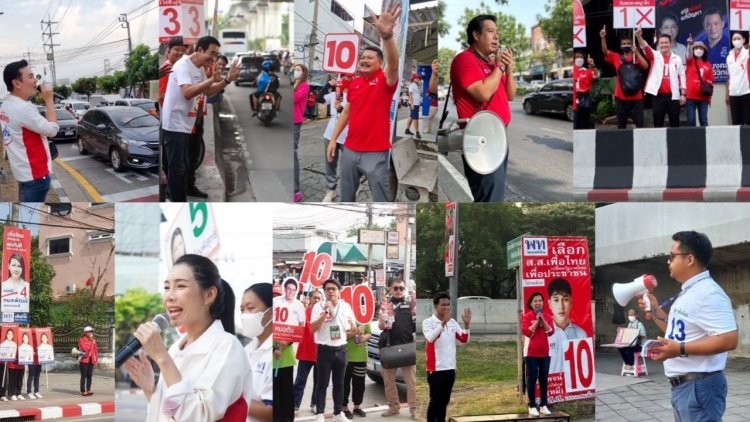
[1,227,32,324]
[521,236,595,404]
[33,327,54,364]
[573,0,586,48]
[0,325,18,362]
[613,0,655,6]
[273,324,306,343]
[445,203,456,277]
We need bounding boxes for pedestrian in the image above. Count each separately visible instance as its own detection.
[450,14,516,202]
[618,309,646,373]
[379,278,416,420]
[635,28,686,128]
[294,289,323,415]
[158,36,187,108]
[240,283,273,422]
[725,32,750,125]
[311,279,355,422]
[342,318,371,418]
[318,74,352,202]
[122,254,250,421]
[293,64,310,203]
[684,38,714,127]
[7,359,24,401]
[600,26,649,128]
[573,50,599,129]
[326,1,403,203]
[404,73,422,139]
[273,278,306,422]
[425,59,439,134]
[422,292,471,422]
[78,326,98,397]
[26,335,42,399]
[161,36,239,202]
[522,292,554,417]
[0,59,59,201]
[639,231,738,421]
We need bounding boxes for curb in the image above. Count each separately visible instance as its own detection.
[0,401,114,420]
[193,103,227,202]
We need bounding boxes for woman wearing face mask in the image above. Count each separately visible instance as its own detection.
[293,64,310,203]
[293,290,323,415]
[725,32,750,125]
[521,292,554,417]
[573,50,599,129]
[684,38,714,127]
[122,254,250,421]
[241,283,273,422]
[618,309,647,373]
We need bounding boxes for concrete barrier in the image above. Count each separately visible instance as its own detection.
[574,126,750,201]
[415,299,518,333]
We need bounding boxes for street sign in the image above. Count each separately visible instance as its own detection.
[386,245,399,259]
[731,0,750,31]
[359,229,385,244]
[387,231,399,245]
[445,235,455,277]
[506,235,523,269]
[573,0,587,48]
[613,0,655,29]
[323,33,360,75]
[159,0,205,44]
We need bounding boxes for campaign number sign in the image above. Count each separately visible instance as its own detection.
[731,1,750,31]
[159,0,205,44]
[613,0,656,29]
[573,0,586,48]
[323,33,360,75]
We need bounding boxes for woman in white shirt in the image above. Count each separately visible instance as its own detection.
[2,254,31,307]
[123,254,250,422]
[726,32,750,125]
[240,283,273,422]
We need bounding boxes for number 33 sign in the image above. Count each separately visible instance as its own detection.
[323,33,360,75]
[159,0,205,44]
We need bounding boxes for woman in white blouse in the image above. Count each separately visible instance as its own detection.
[240,283,273,422]
[123,254,251,421]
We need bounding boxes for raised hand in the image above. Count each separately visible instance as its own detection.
[462,308,472,326]
[370,0,402,40]
[600,25,606,38]
[122,350,155,395]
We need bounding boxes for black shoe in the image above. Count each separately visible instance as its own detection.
[404,129,414,135]
[252,111,258,117]
[187,186,208,198]
[353,409,366,417]
[415,132,422,139]
[343,409,353,419]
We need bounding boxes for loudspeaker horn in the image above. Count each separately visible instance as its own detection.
[437,110,508,175]
[612,274,658,310]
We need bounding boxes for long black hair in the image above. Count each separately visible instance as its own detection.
[174,254,235,334]
[245,283,272,311]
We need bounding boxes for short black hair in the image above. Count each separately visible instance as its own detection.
[217,54,228,64]
[704,7,722,21]
[467,15,497,46]
[433,292,450,306]
[283,278,297,289]
[658,33,672,43]
[672,231,712,267]
[3,59,28,92]
[322,278,341,290]
[660,13,679,26]
[168,36,186,49]
[390,277,406,287]
[732,31,747,42]
[363,45,383,61]
[195,36,221,53]
[548,278,572,297]
[527,292,544,311]
[245,283,272,309]
[620,35,633,43]
[574,50,586,59]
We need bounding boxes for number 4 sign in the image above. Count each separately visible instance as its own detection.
[731,1,750,31]
[613,0,655,29]
[323,33,360,75]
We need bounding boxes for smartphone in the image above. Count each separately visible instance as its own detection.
[498,45,507,56]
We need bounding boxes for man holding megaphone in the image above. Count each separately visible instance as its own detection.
[638,231,737,422]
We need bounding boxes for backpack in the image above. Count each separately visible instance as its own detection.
[618,55,644,96]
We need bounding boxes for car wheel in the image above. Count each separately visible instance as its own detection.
[110,148,125,172]
[77,137,88,155]
[367,373,383,384]
[524,101,535,115]
[566,104,574,121]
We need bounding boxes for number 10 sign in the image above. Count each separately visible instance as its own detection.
[323,33,360,75]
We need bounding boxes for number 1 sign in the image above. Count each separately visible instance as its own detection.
[613,0,655,29]
[731,0,750,31]
[323,33,360,75]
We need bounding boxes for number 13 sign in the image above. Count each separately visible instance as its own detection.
[323,33,360,75]
[613,0,655,29]
[159,0,205,44]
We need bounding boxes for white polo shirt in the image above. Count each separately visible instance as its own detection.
[663,271,737,377]
[244,336,272,422]
[272,296,306,327]
[0,96,58,182]
[409,82,422,106]
[422,314,469,372]
[727,47,750,97]
[311,300,354,347]
[162,55,206,133]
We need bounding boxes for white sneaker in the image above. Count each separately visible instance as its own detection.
[335,413,349,422]
[311,406,317,414]
[315,414,325,422]
[17,394,25,400]
[528,407,539,417]
[0,396,7,402]
[540,406,551,415]
[35,393,42,399]
[10,395,17,401]
[322,188,337,202]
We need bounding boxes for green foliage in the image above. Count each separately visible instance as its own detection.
[28,248,55,327]
[455,2,527,55]
[591,77,615,124]
[96,75,118,94]
[529,49,557,75]
[71,77,97,100]
[53,85,72,100]
[50,289,113,327]
[437,48,455,85]
[114,289,163,351]
[281,14,289,47]
[537,0,573,53]
[125,44,159,96]
[438,1,450,37]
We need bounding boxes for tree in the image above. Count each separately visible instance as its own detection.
[114,288,163,366]
[437,48,456,85]
[529,48,557,80]
[112,70,128,93]
[125,44,159,97]
[28,236,55,327]
[71,77,97,100]
[438,0,450,37]
[96,75,118,94]
[281,13,289,47]
[53,85,72,100]
[455,2,528,55]
[537,0,573,54]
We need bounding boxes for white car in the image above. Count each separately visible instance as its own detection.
[59,101,90,119]
[530,80,546,90]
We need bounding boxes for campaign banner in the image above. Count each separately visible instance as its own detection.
[574,0,587,48]
[273,277,307,343]
[163,203,220,271]
[17,327,33,365]
[159,0,205,44]
[613,0,656,28]
[445,202,456,277]
[34,327,54,364]
[730,0,750,30]
[1,227,32,324]
[521,236,594,404]
[0,325,19,362]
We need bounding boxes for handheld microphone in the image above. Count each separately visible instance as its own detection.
[115,314,169,368]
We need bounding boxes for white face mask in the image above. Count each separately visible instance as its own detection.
[294,70,303,80]
[628,316,636,322]
[694,49,704,58]
[733,40,744,49]
[575,58,585,68]
[241,309,270,339]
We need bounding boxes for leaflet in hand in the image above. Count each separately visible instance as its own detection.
[641,339,664,359]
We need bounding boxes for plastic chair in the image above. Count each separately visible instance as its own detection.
[621,351,648,377]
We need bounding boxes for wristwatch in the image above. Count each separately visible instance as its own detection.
[679,342,688,357]
[224,77,230,85]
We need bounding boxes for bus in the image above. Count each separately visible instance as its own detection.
[219,29,248,58]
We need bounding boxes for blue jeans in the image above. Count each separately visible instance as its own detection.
[686,100,709,127]
[293,360,317,410]
[671,371,727,422]
[18,176,50,202]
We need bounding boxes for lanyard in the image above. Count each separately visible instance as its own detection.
[658,275,711,309]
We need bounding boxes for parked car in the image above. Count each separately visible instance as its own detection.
[114,99,157,117]
[236,55,282,86]
[515,80,532,89]
[59,100,90,119]
[39,108,78,142]
[522,79,574,121]
[530,80,546,90]
[77,106,159,171]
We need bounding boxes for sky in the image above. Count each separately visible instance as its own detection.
[0,0,158,83]
[441,0,549,52]
[0,203,40,236]
[273,203,397,242]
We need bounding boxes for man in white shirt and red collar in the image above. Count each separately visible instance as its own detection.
[640,231,737,422]
[326,0,402,202]
[422,292,471,422]
[635,27,686,128]
[0,60,59,201]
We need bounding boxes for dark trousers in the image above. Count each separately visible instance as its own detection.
[274,366,294,422]
[79,362,94,393]
[427,369,456,422]
[615,98,644,129]
[618,346,640,366]
[293,360,317,410]
[8,369,23,396]
[462,152,507,202]
[316,345,347,415]
[0,364,5,396]
[652,94,680,128]
[343,361,366,407]
[525,356,550,407]
[186,112,204,190]
[574,93,593,129]
[729,94,750,125]
[162,129,189,202]
[27,364,41,394]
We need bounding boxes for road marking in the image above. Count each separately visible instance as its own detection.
[53,159,104,202]
[102,185,158,202]
[59,155,92,162]
[106,168,149,183]
[542,127,565,135]
[50,176,70,203]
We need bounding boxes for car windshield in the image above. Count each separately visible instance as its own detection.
[55,109,76,120]
[71,103,87,110]
[108,108,159,128]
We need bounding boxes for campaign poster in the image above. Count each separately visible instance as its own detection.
[273,277,307,343]
[1,227,32,324]
[656,0,730,82]
[17,327,34,365]
[163,203,220,270]
[34,327,54,364]
[521,236,594,404]
[0,325,19,362]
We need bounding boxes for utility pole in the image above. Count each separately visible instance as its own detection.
[307,0,319,71]
[104,59,110,75]
[25,49,33,65]
[10,203,19,228]
[403,206,412,286]
[366,203,373,289]
[119,14,133,58]
[41,16,59,86]
[449,205,459,319]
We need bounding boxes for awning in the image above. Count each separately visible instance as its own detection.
[332,264,367,272]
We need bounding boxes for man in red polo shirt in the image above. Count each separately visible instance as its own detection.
[600,26,649,128]
[326,1,402,202]
[450,14,516,202]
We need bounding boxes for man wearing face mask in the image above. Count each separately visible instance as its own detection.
[601,26,649,129]
[635,28,686,128]
[618,309,647,373]
[404,73,423,139]
[272,278,306,422]
[573,50,599,129]
[241,283,273,422]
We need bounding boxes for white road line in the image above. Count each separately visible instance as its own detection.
[101,185,158,202]
[542,127,566,135]
[59,155,92,162]
[105,168,134,184]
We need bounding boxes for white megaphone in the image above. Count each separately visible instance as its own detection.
[613,274,658,311]
[437,110,508,175]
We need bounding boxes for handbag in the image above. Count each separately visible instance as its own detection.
[695,59,713,97]
[577,92,593,110]
[379,329,416,369]
[48,141,58,160]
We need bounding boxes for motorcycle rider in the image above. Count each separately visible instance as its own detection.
[251,59,281,116]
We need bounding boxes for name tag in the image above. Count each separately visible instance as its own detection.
[330,325,341,340]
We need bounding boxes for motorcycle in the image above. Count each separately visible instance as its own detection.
[258,91,278,126]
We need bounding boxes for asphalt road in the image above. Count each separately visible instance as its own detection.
[443,96,574,201]
[114,388,147,422]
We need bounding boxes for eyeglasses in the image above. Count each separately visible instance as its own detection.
[324,287,338,292]
[668,252,689,261]
[391,286,405,291]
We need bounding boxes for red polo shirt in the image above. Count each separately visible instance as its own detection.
[345,68,399,152]
[158,61,172,109]
[450,48,512,125]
